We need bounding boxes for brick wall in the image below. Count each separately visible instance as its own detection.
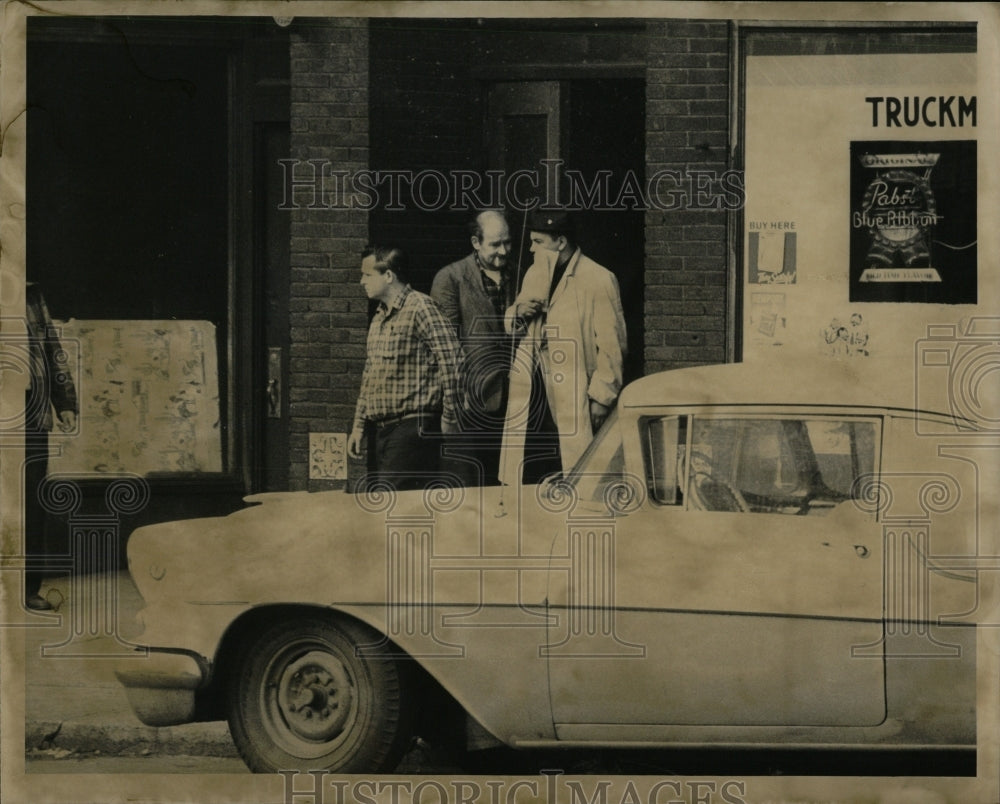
[644,20,731,372]
[285,18,735,488]
[289,18,369,490]
[368,20,479,293]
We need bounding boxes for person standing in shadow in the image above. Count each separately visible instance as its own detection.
[23,282,77,611]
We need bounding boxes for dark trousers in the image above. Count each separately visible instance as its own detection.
[441,405,506,488]
[367,414,443,492]
[521,365,562,485]
[24,429,53,597]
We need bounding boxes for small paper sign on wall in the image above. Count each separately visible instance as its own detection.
[310,433,347,480]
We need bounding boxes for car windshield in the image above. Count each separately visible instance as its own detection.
[565,410,626,508]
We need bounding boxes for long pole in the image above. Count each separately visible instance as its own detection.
[496,202,532,517]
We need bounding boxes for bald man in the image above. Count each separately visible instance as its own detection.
[431,210,517,487]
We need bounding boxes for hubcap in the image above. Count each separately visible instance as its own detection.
[275,651,353,741]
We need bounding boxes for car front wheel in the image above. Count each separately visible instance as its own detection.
[227,615,414,773]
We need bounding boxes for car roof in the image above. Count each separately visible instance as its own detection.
[619,360,949,417]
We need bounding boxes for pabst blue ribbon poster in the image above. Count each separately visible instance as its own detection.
[850,140,977,303]
[744,52,980,362]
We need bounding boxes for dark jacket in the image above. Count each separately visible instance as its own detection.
[430,254,515,416]
[25,283,77,432]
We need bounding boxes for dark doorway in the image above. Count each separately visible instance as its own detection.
[485,78,645,384]
[26,20,242,535]
[565,78,645,384]
[26,17,290,547]
[26,36,230,336]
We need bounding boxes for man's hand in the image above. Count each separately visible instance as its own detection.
[441,418,457,435]
[56,411,76,433]
[515,298,546,321]
[589,400,611,434]
[347,429,364,460]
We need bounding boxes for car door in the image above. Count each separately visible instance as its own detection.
[546,410,887,735]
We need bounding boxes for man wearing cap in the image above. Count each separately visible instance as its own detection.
[500,209,627,486]
[431,210,516,487]
[347,246,464,492]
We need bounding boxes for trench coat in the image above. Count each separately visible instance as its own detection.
[499,248,626,486]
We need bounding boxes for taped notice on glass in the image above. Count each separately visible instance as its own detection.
[48,320,222,475]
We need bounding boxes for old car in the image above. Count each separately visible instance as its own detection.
[115,360,989,773]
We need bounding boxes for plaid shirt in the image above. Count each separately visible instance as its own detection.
[352,285,463,432]
[476,257,510,316]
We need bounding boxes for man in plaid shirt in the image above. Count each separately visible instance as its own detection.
[347,246,464,491]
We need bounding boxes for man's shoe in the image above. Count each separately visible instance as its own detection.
[25,594,53,611]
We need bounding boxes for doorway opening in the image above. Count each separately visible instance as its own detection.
[486,78,645,383]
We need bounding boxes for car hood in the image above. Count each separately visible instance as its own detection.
[126,486,569,607]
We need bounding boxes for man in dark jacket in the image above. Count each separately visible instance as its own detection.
[431,210,516,486]
[23,283,78,610]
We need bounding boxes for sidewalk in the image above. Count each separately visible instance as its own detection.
[23,570,237,759]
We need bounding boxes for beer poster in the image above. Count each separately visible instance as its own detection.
[850,138,977,303]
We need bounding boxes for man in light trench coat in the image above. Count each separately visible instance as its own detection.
[499,209,627,487]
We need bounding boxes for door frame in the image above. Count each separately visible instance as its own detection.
[24,17,289,522]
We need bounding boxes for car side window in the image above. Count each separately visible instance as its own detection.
[683,416,877,515]
[641,415,685,505]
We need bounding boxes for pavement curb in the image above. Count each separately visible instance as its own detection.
[25,719,239,759]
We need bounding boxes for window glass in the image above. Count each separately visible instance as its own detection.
[806,420,875,496]
[642,415,685,505]
[684,417,877,515]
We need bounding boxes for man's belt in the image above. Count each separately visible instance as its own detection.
[372,411,433,429]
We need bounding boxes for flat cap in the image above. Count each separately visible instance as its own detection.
[527,208,574,235]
